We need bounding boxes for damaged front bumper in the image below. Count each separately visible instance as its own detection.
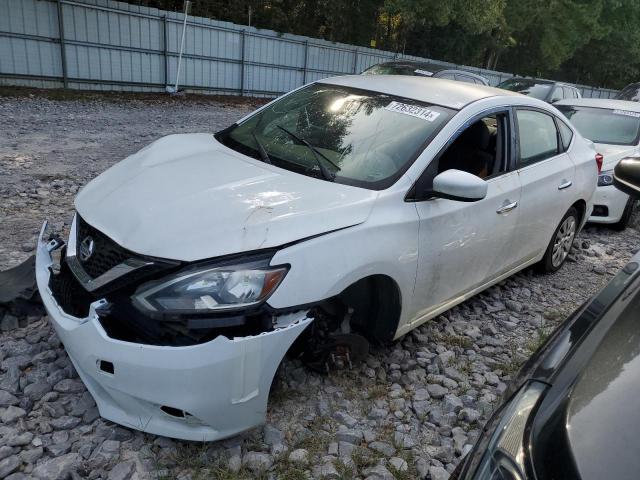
[35,221,312,441]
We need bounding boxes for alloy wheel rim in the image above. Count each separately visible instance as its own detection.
[552,216,576,268]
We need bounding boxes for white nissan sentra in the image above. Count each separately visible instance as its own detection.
[555,98,640,229]
[35,75,597,441]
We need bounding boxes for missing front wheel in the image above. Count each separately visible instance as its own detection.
[291,306,369,373]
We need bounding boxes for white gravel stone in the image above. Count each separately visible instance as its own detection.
[427,384,448,399]
[107,461,135,480]
[242,451,273,473]
[0,456,21,478]
[429,465,450,480]
[368,441,395,457]
[0,390,19,407]
[288,448,309,465]
[32,452,80,480]
[0,406,26,423]
[228,454,242,474]
[389,456,408,472]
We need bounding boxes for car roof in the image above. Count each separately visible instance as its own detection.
[319,75,521,110]
[375,60,449,72]
[555,97,640,112]
[502,77,554,85]
[502,77,577,88]
[372,61,487,81]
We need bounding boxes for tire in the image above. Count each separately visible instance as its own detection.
[611,198,634,231]
[538,206,579,273]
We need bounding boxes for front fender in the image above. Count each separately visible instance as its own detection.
[266,196,419,334]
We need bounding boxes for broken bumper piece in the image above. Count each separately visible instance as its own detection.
[35,221,312,441]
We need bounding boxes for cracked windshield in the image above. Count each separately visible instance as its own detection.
[217,84,454,188]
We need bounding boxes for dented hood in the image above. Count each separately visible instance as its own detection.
[75,133,377,262]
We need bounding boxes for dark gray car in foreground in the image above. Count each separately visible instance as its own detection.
[454,159,640,480]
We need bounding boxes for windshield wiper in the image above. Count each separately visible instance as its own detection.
[251,130,272,164]
[275,125,339,181]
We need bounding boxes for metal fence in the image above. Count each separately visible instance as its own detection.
[0,0,619,98]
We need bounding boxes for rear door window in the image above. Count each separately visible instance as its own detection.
[516,109,560,166]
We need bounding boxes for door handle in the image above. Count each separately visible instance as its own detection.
[496,201,518,214]
[558,180,572,190]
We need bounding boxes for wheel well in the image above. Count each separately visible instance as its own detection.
[571,199,587,225]
[335,275,402,344]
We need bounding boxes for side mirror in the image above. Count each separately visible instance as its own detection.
[614,156,640,198]
[431,169,488,202]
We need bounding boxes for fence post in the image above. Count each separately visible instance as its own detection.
[162,16,168,86]
[240,30,246,96]
[352,47,358,74]
[56,0,68,88]
[303,40,309,84]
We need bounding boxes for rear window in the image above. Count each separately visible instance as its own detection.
[557,105,640,146]
[616,83,640,102]
[497,79,552,100]
[362,64,419,76]
[455,74,476,84]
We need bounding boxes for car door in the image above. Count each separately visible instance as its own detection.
[512,108,576,264]
[408,109,522,326]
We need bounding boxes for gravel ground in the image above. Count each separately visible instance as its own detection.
[1,91,639,480]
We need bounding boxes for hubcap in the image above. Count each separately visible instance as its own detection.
[552,216,576,268]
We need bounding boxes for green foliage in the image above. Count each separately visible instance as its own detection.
[128,0,640,89]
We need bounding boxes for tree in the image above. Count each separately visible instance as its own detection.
[557,0,640,88]
[123,0,640,89]
[499,0,605,76]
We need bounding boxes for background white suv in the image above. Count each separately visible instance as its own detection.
[36,75,597,440]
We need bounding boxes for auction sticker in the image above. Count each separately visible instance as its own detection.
[613,109,640,118]
[385,101,441,122]
[414,69,434,76]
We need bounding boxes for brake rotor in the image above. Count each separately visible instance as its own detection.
[301,332,369,373]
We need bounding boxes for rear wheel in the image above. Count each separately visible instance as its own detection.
[611,198,634,231]
[539,207,578,273]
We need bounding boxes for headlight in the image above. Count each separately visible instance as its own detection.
[598,170,614,186]
[131,258,288,314]
[470,382,546,480]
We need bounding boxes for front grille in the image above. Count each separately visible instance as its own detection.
[76,216,131,278]
[70,215,178,295]
[50,259,97,317]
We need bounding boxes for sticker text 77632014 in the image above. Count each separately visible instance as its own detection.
[384,101,441,122]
